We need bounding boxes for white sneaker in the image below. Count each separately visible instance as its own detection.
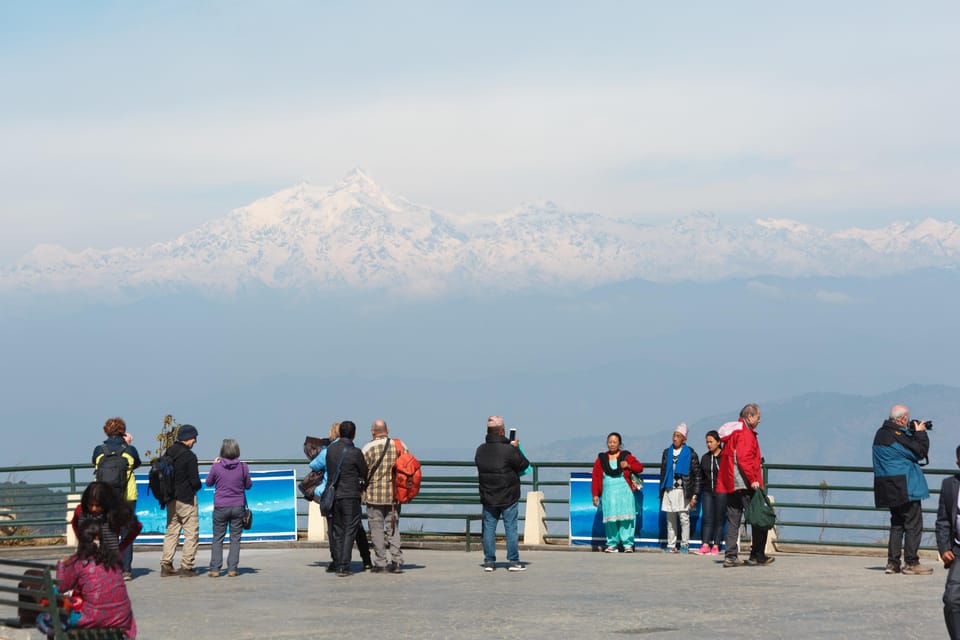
[604,546,619,553]
[508,563,527,572]
[483,563,495,572]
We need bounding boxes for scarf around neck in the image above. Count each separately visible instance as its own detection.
[662,445,691,489]
[598,450,629,477]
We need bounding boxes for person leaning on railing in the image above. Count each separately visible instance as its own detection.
[591,431,643,554]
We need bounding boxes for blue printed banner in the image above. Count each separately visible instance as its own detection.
[134,469,298,543]
[569,472,701,548]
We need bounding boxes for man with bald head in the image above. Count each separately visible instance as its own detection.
[873,404,932,575]
[475,415,530,572]
[362,419,407,574]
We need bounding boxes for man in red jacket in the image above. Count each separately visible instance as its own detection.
[717,403,774,567]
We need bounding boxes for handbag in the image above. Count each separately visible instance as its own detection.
[319,448,347,517]
[242,499,253,530]
[744,487,776,528]
[241,462,253,530]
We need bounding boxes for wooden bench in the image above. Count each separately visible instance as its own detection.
[0,558,126,639]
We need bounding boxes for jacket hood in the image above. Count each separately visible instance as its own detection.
[218,457,241,470]
[717,420,745,441]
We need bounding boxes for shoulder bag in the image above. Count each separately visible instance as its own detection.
[319,448,347,517]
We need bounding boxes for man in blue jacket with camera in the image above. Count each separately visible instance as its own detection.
[873,404,932,575]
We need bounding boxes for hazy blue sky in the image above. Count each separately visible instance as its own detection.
[2,1,959,264]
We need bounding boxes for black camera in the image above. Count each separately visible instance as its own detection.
[909,419,934,431]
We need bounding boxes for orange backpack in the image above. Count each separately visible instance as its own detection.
[392,439,422,504]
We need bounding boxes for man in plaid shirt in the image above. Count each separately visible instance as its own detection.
[362,419,406,573]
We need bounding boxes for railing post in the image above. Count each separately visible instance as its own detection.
[65,493,81,547]
[523,490,547,545]
[531,464,539,492]
[306,499,327,542]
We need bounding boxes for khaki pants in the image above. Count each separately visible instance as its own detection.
[161,497,199,569]
[367,504,403,568]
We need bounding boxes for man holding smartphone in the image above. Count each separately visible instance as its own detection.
[475,415,530,572]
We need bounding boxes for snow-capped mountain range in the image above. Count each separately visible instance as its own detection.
[4,169,960,297]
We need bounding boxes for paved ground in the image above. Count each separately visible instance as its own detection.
[0,544,951,639]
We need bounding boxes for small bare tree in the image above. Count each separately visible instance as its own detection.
[143,414,182,460]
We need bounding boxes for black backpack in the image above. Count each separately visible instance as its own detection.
[94,441,129,495]
[147,450,176,509]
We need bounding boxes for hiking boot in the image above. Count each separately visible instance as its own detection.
[753,555,776,566]
[336,568,351,577]
[902,563,933,575]
[207,571,220,578]
[387,563,404,574]
[160,563,178,577]
[179,567,199,577]
[370,566,385,574]
[227,570,239,577]
[884,562,901,574]
[122,571,133,582]
[723,558,744,568]
[483,563,495,572]
[508,563,527,572]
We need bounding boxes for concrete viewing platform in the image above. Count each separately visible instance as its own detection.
[0,543,950,639]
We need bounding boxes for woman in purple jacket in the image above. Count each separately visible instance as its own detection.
[204,439,252,577]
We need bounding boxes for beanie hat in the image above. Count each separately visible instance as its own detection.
[674,423,688,439]
[178,424,199,442]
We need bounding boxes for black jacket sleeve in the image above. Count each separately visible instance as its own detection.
[687,448,702,499]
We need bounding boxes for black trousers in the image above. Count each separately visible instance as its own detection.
[326,514,370,566]
[888,499,922,566]
[331,497,363,572]
[723,489,770,561]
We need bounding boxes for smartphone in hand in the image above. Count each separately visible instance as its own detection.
[508,428,517,442]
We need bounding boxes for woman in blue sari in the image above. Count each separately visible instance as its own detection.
[591,432,644,553]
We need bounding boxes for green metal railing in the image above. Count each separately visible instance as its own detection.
[0,460,952,550]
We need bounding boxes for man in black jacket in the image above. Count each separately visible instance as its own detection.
[475,415,530,572]
[937,444,960,638]
[160,424,202,577]
[325,420,368,577]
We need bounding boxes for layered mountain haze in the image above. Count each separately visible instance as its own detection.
[4,169,960,297]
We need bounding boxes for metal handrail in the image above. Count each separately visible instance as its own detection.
[1,460,954,549]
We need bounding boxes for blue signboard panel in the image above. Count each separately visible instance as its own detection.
[569,472,701,548]
[134,469,298,544]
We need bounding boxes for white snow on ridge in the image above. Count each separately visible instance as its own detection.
[3,170,960,297]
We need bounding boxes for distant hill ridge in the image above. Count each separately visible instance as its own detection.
[530,384,960,469]
[3,169,960,297]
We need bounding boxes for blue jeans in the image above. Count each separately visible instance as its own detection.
[121,500,136,572]
[482,502,519,564]
[210,505,244,573]
[700,491,727,547]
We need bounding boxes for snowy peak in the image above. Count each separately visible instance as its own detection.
[3,170,960,297]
